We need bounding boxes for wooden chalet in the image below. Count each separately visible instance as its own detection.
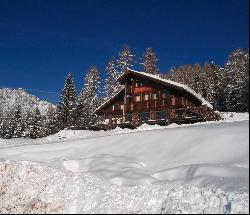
[94,69,221,129]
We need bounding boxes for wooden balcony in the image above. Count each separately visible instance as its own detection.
[95,106,221,130]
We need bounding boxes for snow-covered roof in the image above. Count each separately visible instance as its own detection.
[118,69,213,109]
[95,69,213,114]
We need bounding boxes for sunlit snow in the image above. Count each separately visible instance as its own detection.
[0,112,249,213]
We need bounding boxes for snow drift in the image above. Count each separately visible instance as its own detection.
[0,160,248,214]
[0,113,249,213]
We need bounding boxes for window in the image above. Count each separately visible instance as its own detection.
[162,93,167,99]
[120,104,124,110]
[138,112,150,122]
[125,95,132,104]
[135,81,143,87]
[125,114,132,122]
[112,104,121,111]
[135,95,141,102]
[162,89,173,98]
[152,93,159,100]
[156,111,166,120]
[143,94,149,101]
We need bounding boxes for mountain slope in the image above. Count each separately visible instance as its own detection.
[0,88,55,118]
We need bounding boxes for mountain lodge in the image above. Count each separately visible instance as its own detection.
[94,69,221,129]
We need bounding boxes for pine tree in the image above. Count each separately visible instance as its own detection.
[104,58,122,99]
[141,48,159,75]
[56,73,78,129]
[55,103,65,130]
[155,49,249,112]
[208,63,226,111]
[77,66,101,127]
[193,64,203,94]
[4,112,16,139]
[200,63,213,101]
[44,105,58,136]
[117,45,135,74]
[22,111,33,138]
[0,119,10,139]
[224,49,249,112]
[0,120,4,138]
[12,105,24,138]
[28,108,43,139]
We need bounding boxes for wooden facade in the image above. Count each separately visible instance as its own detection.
[95,70,220,129]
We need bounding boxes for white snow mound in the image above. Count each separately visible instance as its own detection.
[0,113,249,214]
[0,160,248,214]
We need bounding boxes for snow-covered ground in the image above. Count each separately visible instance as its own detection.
[0,112,249,213]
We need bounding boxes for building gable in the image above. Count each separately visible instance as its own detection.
[94,69,219,129]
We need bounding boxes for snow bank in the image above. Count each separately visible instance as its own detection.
[1,112,247,148]
[0,121,248,192]
[0,115,248,213]
[0,160,248,214]
[220,112,249,122]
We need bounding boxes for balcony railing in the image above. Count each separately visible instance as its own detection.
[96,106,220,129]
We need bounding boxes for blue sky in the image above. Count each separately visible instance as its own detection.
[0,0,249,103]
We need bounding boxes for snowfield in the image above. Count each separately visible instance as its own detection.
[1,160,248,214]
[0,112,249,214]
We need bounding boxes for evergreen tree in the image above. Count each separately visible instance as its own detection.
[4,112,16,139]
[141,48,159,75]
[28,108,43,139]
[22,111,33,138]
[56,73,78,129]
[199,63,211,100]
[104,58,122,99]
[12,105,24,138]
[0,119,11,139]
[77,66,101,127]
[0,119,4,138]
[209,63,226,111]
[166,49,249,113]
[224,49,249,112]
[55,103,65,130]
[117,45,135,74]
[193,64,203,94]
[44,105,58,136]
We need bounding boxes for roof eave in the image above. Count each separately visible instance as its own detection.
[117,69,213,109]
[93,88,125,114]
